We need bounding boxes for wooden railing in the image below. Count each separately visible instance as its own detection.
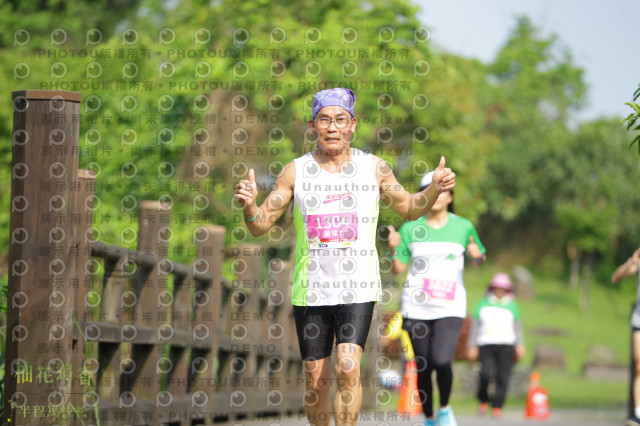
[78,210,305,425]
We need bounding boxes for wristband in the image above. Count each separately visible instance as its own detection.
[385,250,398,261]
[243,211,258,222]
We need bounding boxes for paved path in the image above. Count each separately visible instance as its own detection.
[228,409,626,425]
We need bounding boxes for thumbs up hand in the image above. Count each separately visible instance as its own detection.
[387,225,401,248]
[466,236,483,260]
[430,156,455,194]
[234,168,258,209]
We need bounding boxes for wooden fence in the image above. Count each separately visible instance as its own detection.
[5,90,384,426]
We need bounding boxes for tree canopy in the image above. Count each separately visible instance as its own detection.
[0,0,638,283]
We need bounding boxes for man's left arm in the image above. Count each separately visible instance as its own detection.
[375,155,455,221]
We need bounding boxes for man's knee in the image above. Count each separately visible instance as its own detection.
[336,356,361,382]
[308,376,332,395]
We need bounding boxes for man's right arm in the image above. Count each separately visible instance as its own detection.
[234,162,295,237]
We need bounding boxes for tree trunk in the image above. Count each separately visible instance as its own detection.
[567,242,580,289]
[579,252,594,312]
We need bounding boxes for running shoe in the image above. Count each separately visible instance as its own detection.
[477,402,488,415]
[424,419,436,426]
[491,407,502,418]
[627,416,640,426]
[436,406,458,426]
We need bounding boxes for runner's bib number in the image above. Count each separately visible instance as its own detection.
[307,212,358,249]
[422,278,456,301]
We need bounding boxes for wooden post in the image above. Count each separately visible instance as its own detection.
[193,225,225,425]
[5,90,82,424]
[166,267,192,425]
[96,255,127,410]
[132,200,172,424]
[70,169,96,411]
[266,260,298,413]
[233,244,263,415]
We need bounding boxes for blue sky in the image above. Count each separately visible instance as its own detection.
[416,0,639,123]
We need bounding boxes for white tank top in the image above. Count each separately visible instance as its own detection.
[291,148,381,306]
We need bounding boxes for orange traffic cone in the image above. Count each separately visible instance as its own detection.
[525,371,550,420]
[397,360,422,416]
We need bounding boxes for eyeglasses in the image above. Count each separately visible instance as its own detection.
[314,116,351,129]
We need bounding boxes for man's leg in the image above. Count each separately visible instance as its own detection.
[304,357,333,426]
[334,343,363,426]
[293,305,336,426]
[333,301,375,426]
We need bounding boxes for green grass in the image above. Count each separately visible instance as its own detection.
[384,370,628,415]
[530,370,627,409]
[451,370,627,411]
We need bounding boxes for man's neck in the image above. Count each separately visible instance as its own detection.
[313,146,353,171]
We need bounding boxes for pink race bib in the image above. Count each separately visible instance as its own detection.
[307,212,358,248]
[422,278,456,301]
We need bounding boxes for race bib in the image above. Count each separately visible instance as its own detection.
[307,212,358,249]
[422,278,456,301]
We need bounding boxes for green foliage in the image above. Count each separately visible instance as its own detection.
[551,119,640,257]
[1,0,449,263]
[0,276,7,313]
[0,1,636,278]
[482,16,586,224]
[623,83,640,153]
[0,0,143,47]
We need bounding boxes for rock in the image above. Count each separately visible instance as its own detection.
[582,344,626,380]
[582,363,628,381]
[530,327,570,337]
[513,265,535,300]
[532,344,566,371]
[585,344,619,365]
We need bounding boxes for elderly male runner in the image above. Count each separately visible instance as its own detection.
[233,88,456,426]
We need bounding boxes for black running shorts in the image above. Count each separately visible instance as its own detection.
[293,302,375,361]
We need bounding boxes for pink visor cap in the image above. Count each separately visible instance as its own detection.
[489,273,513,291]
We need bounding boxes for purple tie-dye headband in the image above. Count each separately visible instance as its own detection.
[312,88,357,119]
